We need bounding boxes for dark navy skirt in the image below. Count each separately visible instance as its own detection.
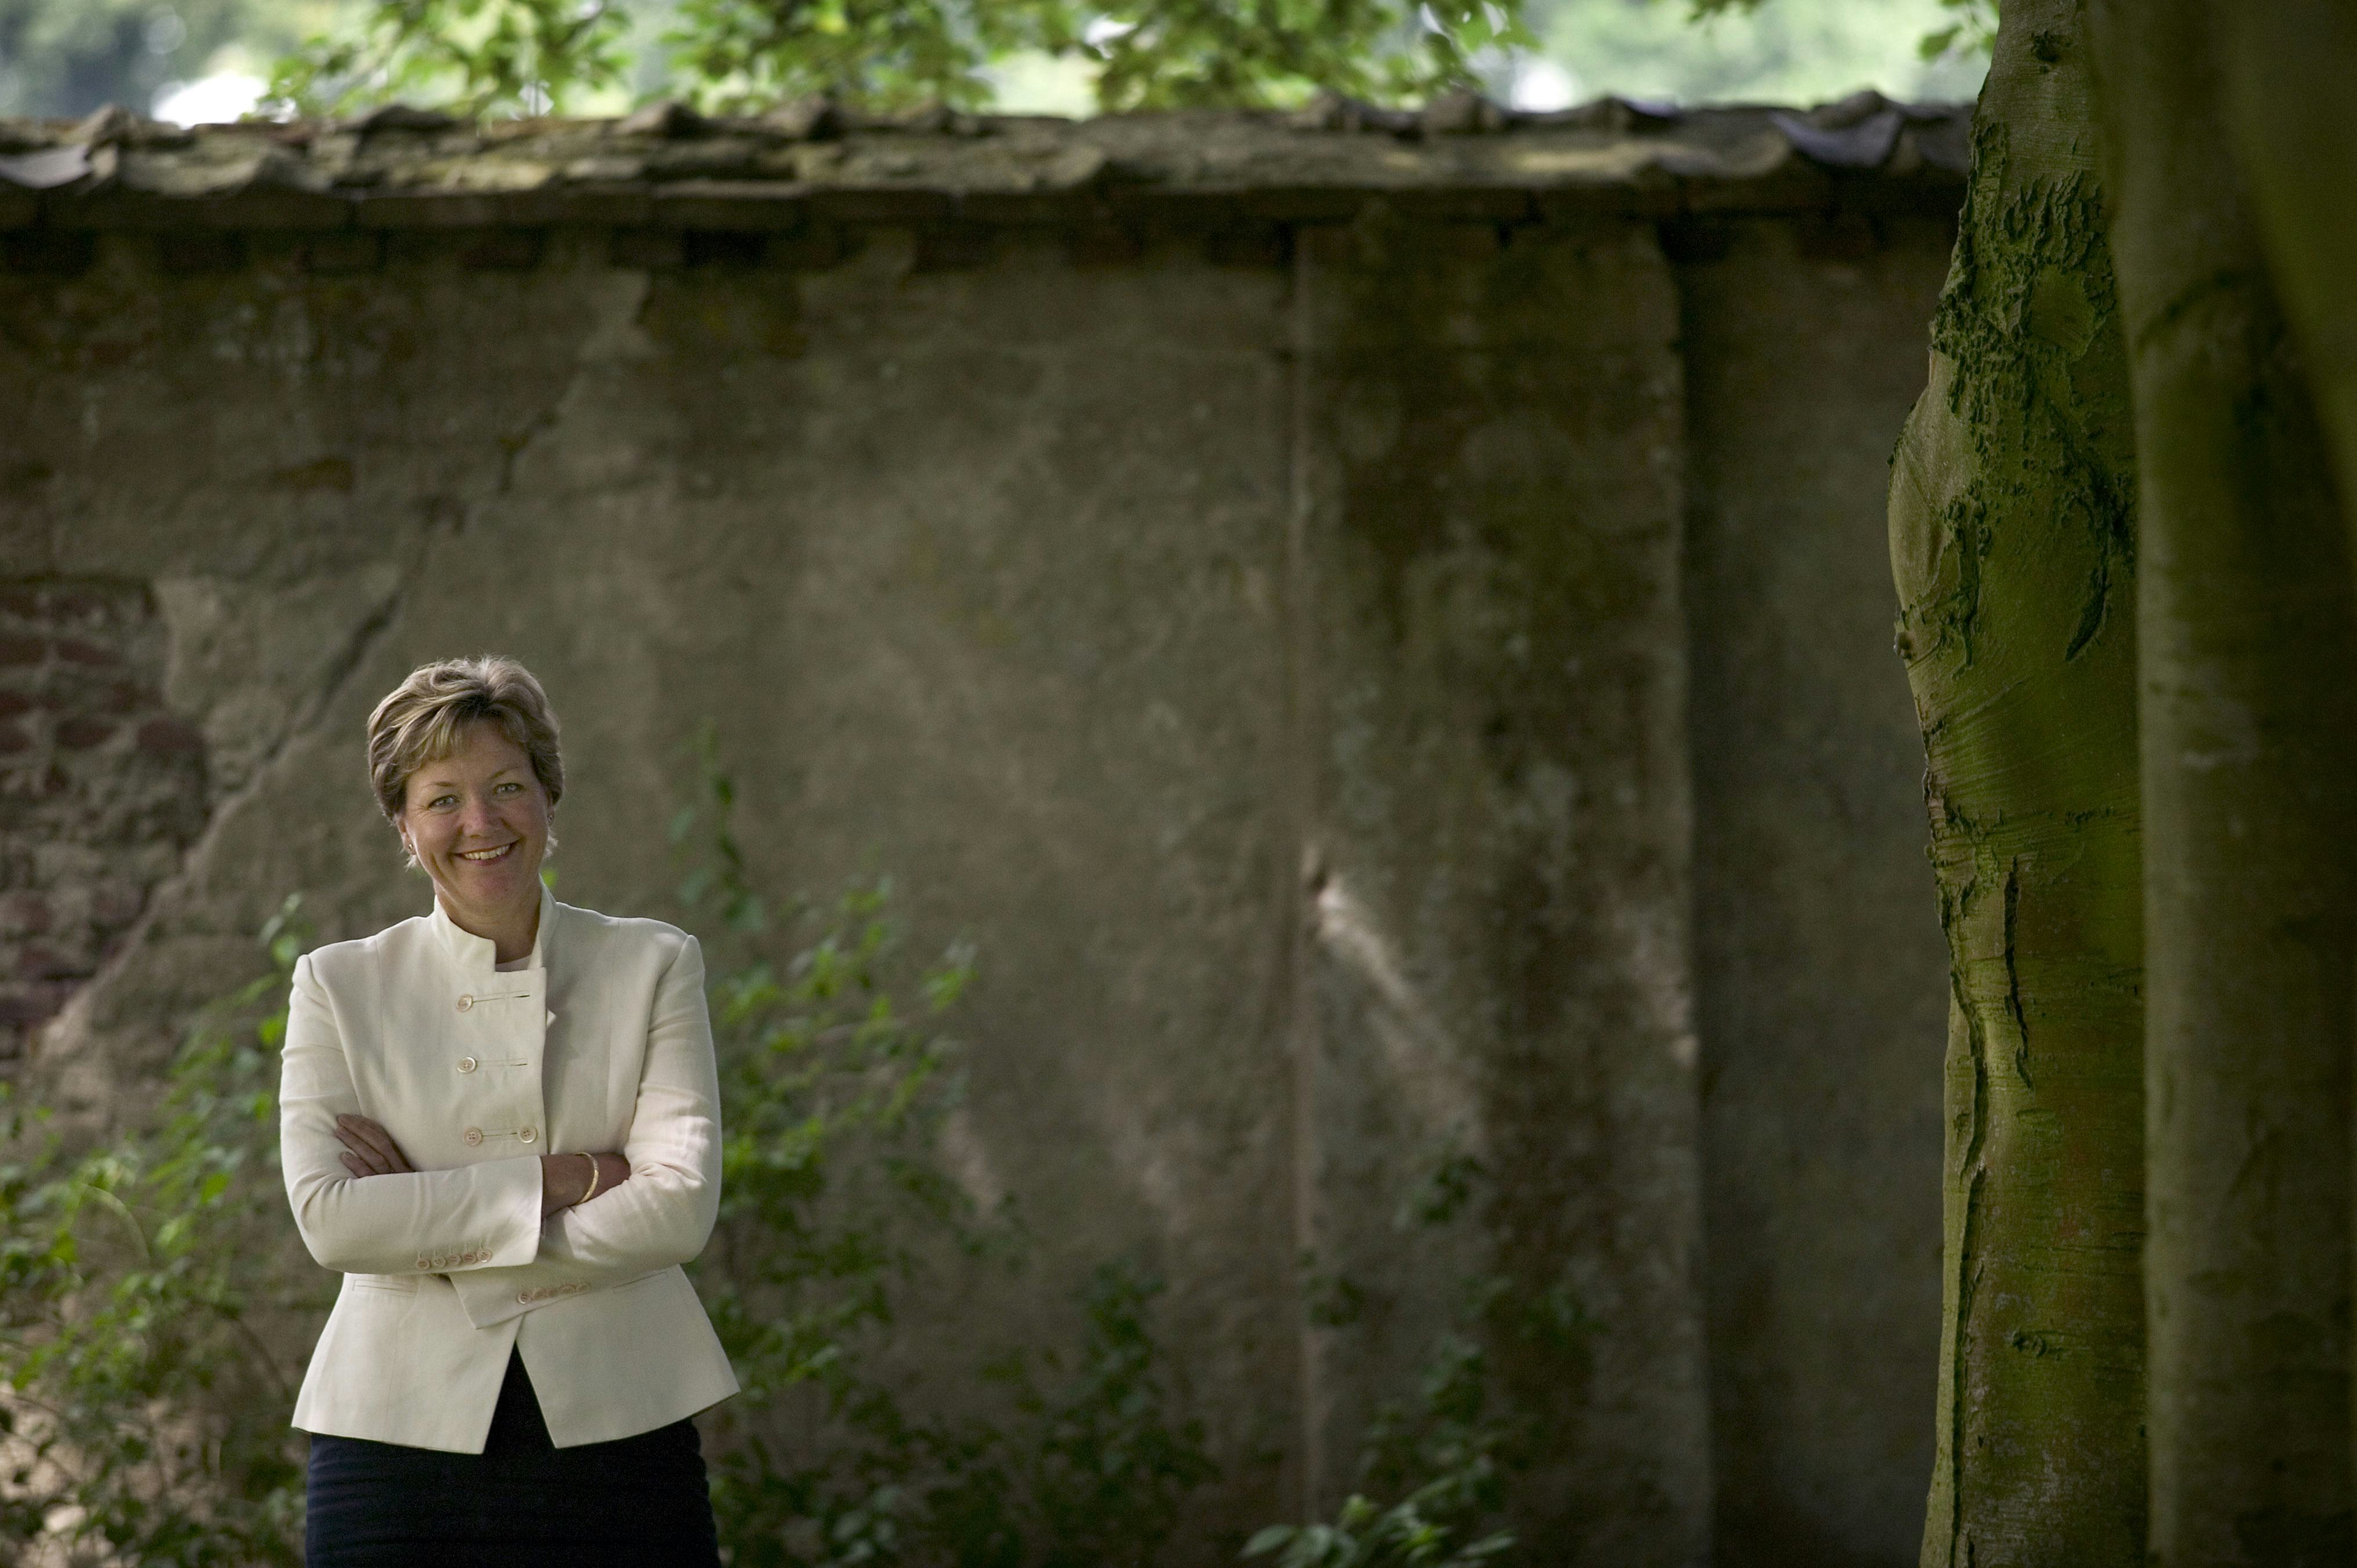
[304,1349,721,1567]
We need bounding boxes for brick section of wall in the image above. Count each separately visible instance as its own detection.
[0,580,208,1064]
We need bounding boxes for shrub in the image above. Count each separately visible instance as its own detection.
[1244,1173,1526,1568]
[674,723,1216,1568]
[0,730,1538,1566]
[0,896,316,1566]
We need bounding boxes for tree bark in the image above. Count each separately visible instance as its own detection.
[2208,0,2357,1516]
[1887,3,2146,1563]
[2208,0,2357,527]
[2086,2,2357,1559]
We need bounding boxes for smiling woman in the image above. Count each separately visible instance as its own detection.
[368,659,565,964]
[280,655,737,1567]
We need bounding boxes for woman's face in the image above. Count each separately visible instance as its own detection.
[398,720,550,920]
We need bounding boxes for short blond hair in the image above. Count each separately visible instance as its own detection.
[366,656,565,836]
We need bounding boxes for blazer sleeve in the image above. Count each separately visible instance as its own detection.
[449,935,723,1330]
[280,952,546,1276]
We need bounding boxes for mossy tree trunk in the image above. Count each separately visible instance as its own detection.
[1887,3,2146,1563]
[1896,0,2357,1556]
[2087,1,2357,1558]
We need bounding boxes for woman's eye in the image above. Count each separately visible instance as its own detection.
[495,782,520,794]
[430,795,457,811]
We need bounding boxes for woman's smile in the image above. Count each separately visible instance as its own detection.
[398,719,553,961]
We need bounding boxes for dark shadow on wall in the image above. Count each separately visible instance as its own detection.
[1672,210,1957,1568]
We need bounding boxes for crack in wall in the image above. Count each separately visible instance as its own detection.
[32,254,612,1103]
[1281,220,1329,1522]
[31,523,444,1105]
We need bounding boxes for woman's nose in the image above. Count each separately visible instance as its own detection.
[458,797,499,837]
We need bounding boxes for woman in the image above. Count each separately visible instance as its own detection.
[280,655,738,1566]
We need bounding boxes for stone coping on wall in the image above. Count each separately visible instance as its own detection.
[0,91,1967,235]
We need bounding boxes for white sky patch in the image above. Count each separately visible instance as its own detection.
[153,71,265,127]
[985,50,1097,117]
[1507,57,1579,112]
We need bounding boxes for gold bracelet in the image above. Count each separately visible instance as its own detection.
[581,1153,601,1203]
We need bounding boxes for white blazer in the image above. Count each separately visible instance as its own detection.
[280,883,740,1452]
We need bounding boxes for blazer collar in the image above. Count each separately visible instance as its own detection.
[429,881,556,975]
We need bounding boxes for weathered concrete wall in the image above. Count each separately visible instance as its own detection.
[1297,216,1705,1560]
[1,225,1314,1547]
[0,106,1960,1565]
[1675,215,1953,1567]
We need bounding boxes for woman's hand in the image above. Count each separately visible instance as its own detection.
[539,1151,630,1219]
[336,1114,625,1220]
[334,1114,414,1178]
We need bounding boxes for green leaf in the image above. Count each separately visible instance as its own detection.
[1246,1524,1302,1556]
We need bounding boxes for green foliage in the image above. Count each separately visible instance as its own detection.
[705,1251,1216,1568]
[0,0,1994,124]
[1241,1322,1518,1568]
[673,722,1216,1567]
[0,726,1525,1566]
[998,1264,1221,1566]
[0,896,317,1565]
[266,0,1535,117]
[652,0,1067,114]
[1249,1141,1530,1568]
[1080,0,1532,112]
[267,0,634,116]
[1916,0,1995,63]
[670,718,989,1424]
[1243,1323,1521,1568]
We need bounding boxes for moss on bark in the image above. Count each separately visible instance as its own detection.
[1888,3,2146,1562]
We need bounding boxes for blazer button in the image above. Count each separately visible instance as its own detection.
[517,1126,537,1144]
[415,1257,430,1270]
[463,1126,484,1146]
[455,994,474,1013]
[456,1056,478,1073]
[517,1291,532,1304]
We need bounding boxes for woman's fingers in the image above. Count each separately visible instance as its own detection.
[332,1123,390,1175]
[345,1115,414,1173]
[335,1114,416,1175]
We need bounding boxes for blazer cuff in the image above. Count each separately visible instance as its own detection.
[448,1261,666,1330]
[404,1157,543,1275]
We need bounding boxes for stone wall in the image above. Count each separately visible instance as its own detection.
[0,102,1957,1565]
[0,579,208,1062]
